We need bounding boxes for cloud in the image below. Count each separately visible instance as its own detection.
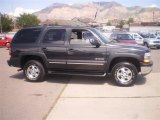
[9,7,39,17]
[148,4,159,8]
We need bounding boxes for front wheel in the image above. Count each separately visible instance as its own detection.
[24,60,45,82]
[112,62,138,87]
[144,42,149,48]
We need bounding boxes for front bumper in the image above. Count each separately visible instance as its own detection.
[148,43,160,48]
[140,61,153,76]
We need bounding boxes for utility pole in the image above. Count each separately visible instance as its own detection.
[153,11,155,22]
[0,13,2,33]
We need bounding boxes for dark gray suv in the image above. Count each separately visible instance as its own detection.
[8,25,153,86]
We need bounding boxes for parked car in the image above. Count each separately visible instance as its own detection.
[110,32,137,44]
[129,32,144,45]
[102,31,112,38]
[140,33,160,49]
[0,35,12,48]
[8,25,153,87]
[6,32,16,38]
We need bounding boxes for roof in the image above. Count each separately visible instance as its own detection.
[23,25,92,29]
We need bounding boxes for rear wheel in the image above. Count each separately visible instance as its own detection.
[23,60,45,82]
[112,62,138,87]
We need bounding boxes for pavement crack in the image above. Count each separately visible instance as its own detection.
[61,96,160,99]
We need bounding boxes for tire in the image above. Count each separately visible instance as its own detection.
[23,60,45,82]
[144,42,149,48]
[5,42,10,48]
[112,62,138,87]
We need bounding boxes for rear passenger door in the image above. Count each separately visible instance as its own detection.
[41,28,67,70]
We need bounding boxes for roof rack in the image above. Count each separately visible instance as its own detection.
[42,24,91,28]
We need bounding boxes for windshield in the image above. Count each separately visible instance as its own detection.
[149,34,156,38]
[91,28,111,44]
[141,34,156,38]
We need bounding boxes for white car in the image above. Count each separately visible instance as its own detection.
[129,33,144,45]
[141,34,160,49]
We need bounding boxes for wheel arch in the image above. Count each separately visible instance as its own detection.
[20,54,47,69]
[108,57,141,73]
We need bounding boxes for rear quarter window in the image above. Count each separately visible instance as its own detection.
[12,28,42,44]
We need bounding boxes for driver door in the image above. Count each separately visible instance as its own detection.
[67,29,107,72]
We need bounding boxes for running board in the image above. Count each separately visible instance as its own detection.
[48,71,106,77]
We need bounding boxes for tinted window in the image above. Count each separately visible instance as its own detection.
[13,28,41,43]
[43,29,65,44]
[117,34,133,40]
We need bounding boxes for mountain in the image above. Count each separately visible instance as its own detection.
[34,2,160,23]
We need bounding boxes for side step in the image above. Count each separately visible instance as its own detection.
[48,71,106,77]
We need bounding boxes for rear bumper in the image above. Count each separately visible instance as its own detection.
[7,60,11,66]
[7,58,21,67]
[140,61,153,76]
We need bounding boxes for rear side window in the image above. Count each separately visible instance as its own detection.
[13,28,42,43]
[43,29,66,45]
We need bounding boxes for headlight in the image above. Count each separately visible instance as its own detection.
[144,52,151,63]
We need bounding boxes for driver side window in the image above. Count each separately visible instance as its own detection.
[70,29,96,45]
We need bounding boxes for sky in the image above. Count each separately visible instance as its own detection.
[0,0,160,16]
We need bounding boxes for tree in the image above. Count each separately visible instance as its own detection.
[0,13,13,32]
[16,13,40,28]
[128,18,134,24]
[116,20,124,28]
[106,21,112,26]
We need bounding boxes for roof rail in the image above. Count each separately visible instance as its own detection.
[42,24,91,28]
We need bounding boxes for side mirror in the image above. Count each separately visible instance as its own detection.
[89,38,101,48]
[83,33,101,48]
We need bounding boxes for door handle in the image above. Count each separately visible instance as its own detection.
[42,48,47,50]
[68,48,75,55]
[69,48,74,51]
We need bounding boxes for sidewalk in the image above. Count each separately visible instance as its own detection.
[46,73,160,120]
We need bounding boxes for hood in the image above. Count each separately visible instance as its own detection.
[110,42,150,52]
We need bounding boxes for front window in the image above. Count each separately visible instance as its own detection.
[70,29,99,45]
[91,28,111,44]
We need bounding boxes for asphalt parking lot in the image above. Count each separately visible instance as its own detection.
[0,47,70,120]
[0,47,160,120]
